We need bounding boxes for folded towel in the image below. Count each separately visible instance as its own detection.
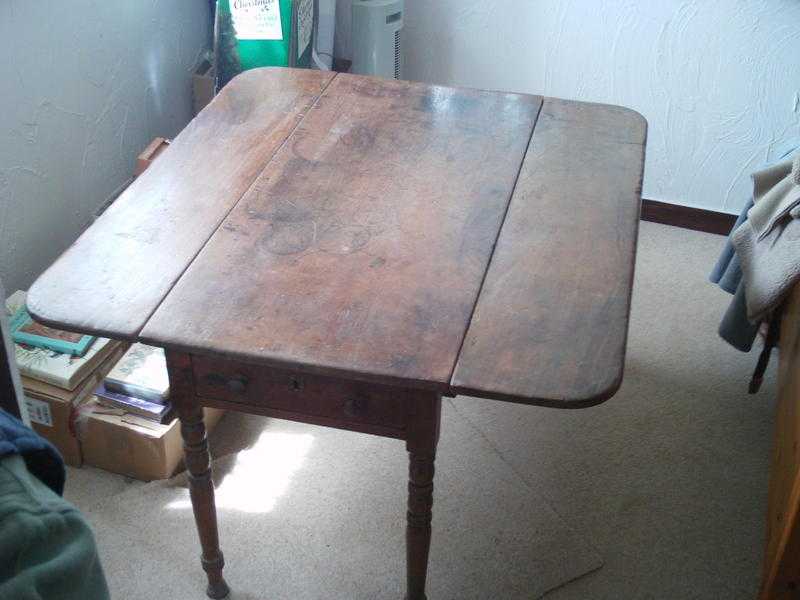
[733,153,800,322]
[748,156,800,240]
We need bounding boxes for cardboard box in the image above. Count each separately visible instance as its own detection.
[192,59,215,116]
[81,402,224,481]
[24,394,83,467]
[22,342,130,467]
[134,137,170,177]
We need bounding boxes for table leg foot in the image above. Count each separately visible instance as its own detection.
[206,580,231,599]
[202,555,230,599]
[206,579,231,599]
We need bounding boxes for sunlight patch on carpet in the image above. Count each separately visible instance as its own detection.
[167,431,314,513]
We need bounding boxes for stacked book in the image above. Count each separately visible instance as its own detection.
[93,342,172,426]
[6,291,173,432]
[5,290,128,462]
[5,285,220,481]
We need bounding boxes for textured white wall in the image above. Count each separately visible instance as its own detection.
[0,1,209,294]
[338,0,800,214]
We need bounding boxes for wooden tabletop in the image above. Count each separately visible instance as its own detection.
[28,68,646,408]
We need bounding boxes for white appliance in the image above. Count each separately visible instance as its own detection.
[312,0,336,70]
[351,0,403,79]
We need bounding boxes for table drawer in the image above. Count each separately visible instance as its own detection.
[191,356,409,432]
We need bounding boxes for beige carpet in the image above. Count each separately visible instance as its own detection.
[66,404,601,600]
[64,221,778,599]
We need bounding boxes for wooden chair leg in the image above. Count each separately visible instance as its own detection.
[168,351,230,599]
[405,394,442,600]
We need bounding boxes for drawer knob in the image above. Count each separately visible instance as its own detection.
[344,397,368,418]
[226,375,248,394]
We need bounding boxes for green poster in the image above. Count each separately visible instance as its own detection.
[220,0,313,70]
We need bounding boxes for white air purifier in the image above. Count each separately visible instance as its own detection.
[351,0,404,79]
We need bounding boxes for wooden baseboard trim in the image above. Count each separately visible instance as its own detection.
[641,199,736,236]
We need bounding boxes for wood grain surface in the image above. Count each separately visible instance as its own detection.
[451,98,647,407]
[26,69,647,407]
[27,68,335,339]
[761,285,800,599]
[140,74,542,390]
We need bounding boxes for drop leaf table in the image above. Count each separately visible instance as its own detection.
[28,68,646,599]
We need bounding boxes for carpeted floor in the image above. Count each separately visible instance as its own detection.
[64,221,778,599]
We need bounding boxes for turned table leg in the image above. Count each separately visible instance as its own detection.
[405,394,442,600]
[167,352,230,599]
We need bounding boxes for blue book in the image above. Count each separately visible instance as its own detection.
[94,382,172,423]
[10,305,96,357]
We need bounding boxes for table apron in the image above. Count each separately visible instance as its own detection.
[190,354,440,442]
[196,395,407,440]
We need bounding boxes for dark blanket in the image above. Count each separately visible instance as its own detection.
[0,409,65,495]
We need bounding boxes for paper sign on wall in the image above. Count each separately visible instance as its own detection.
[231,0,283,41]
